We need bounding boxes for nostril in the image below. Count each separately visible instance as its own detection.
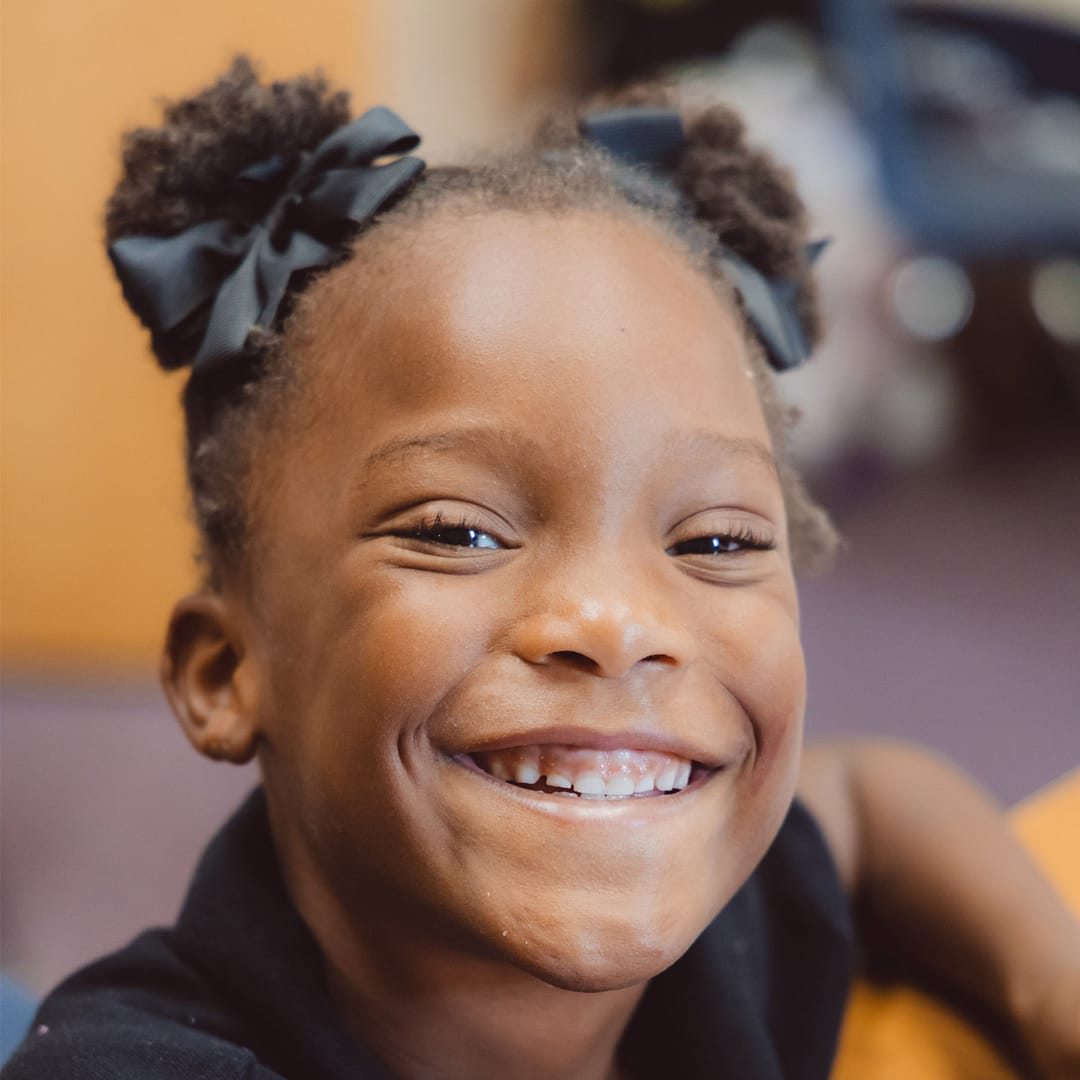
[548,650,598,672]
[643,654,677,667]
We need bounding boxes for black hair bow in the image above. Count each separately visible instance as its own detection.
[581,107,822,372]
[109,107,425,374]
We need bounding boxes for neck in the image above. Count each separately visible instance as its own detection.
[281,857,646,1080]
[263,775,651,1080]
[324,941,644,1080]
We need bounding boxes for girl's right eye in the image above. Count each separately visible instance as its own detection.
[396,512,502,550]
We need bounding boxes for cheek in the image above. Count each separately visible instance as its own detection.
[257,567,500,887]
[262,563,497,786]
[333,570,494,722]
[704,587,806,795]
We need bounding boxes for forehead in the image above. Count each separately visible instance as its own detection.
[299,209,768,447]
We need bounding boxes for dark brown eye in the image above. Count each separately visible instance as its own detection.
[426,525,500,549]
[405,514,501,549]
[666,530,774,556]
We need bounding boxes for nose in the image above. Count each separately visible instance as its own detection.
[511,563,696,679]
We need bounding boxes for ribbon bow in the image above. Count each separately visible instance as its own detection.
[581,107,823,372]
[109,107,425,373]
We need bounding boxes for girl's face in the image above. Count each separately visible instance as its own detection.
[239,210,804,991]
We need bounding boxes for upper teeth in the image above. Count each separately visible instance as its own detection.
[472,744,696,798]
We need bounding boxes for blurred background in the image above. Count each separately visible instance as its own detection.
[2,0,1078,1007]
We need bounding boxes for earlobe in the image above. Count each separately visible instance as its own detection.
[161,593,259,765]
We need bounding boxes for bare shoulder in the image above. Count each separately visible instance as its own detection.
[797,741,861,894]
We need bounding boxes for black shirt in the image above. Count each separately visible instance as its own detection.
[3,790,853,1079]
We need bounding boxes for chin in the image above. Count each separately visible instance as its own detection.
[501,909,701,994]
[531,957,671,994]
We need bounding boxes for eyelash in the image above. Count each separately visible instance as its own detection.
[666,522,775,557]
[395,513,774,556]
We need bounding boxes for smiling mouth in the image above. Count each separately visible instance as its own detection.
[463,744,711,799]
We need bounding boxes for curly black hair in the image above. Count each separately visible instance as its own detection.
[106,56,836,585]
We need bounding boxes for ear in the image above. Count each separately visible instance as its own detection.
[161,592,260,765]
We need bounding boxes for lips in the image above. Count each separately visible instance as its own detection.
[464,743,711,799]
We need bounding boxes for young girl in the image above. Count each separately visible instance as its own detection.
[4,58,1078,1080]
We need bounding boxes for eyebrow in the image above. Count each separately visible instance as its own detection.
[363,426,777,475]
[362,427,541,471]
[669,430,780,475]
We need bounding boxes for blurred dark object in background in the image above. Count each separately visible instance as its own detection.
[582,0,1080,457]
[583,0,824,86]
[950,262,1080,453]
[828,0,1080,453]
[586,1,1080,256]
[827,0,1080,258]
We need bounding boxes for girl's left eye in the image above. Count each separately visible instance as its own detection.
[666,528,775,557]
[401,513,502,550]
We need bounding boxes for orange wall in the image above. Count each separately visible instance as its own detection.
[2,0,379,670]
